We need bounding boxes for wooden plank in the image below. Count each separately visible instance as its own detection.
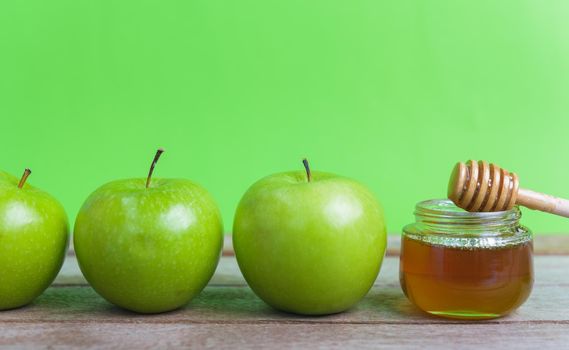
[54,254,569,288]
[4,236,569,349]
[3,256,563,325]
[1,323,568,349]
[529,235,569,255]
[58,234,569,287]
[1,281,568,325]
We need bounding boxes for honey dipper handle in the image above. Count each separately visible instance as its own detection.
[517,188,569,218]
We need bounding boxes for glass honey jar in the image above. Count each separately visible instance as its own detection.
[400,199,533,320]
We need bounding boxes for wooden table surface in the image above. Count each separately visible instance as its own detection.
[2,235,569,349]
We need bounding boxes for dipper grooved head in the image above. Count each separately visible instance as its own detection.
[448,160,519,212]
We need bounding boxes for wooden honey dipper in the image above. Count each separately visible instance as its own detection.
[448,160,569,218]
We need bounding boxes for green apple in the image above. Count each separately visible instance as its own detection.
[0,169,69,310]
[74,149,223,314]
[233,159,387,315]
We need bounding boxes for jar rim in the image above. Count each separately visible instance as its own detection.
[404,199,531,248]
[415,199,521,223]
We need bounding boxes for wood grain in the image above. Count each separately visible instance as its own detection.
[3,256,560,325]
[3,235,569,349]
[1,323,568,349]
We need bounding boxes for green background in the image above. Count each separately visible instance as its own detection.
[1,1,568,233]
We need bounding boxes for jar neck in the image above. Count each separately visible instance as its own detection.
[413,199,522,235]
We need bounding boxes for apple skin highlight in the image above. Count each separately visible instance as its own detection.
[73,178,223,314]
[0,170,69,310]
[233,170,387,315]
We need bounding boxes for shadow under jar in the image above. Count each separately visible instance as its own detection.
[400,199,534,320]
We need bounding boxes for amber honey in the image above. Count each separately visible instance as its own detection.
[400,236,533,319]
[401,199,534,319]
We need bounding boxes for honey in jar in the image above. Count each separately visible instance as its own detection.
[400,199,533,319]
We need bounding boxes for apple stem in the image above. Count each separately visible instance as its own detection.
[302,158,311,183]
[17,168,32,189]
[146,148,165,189]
